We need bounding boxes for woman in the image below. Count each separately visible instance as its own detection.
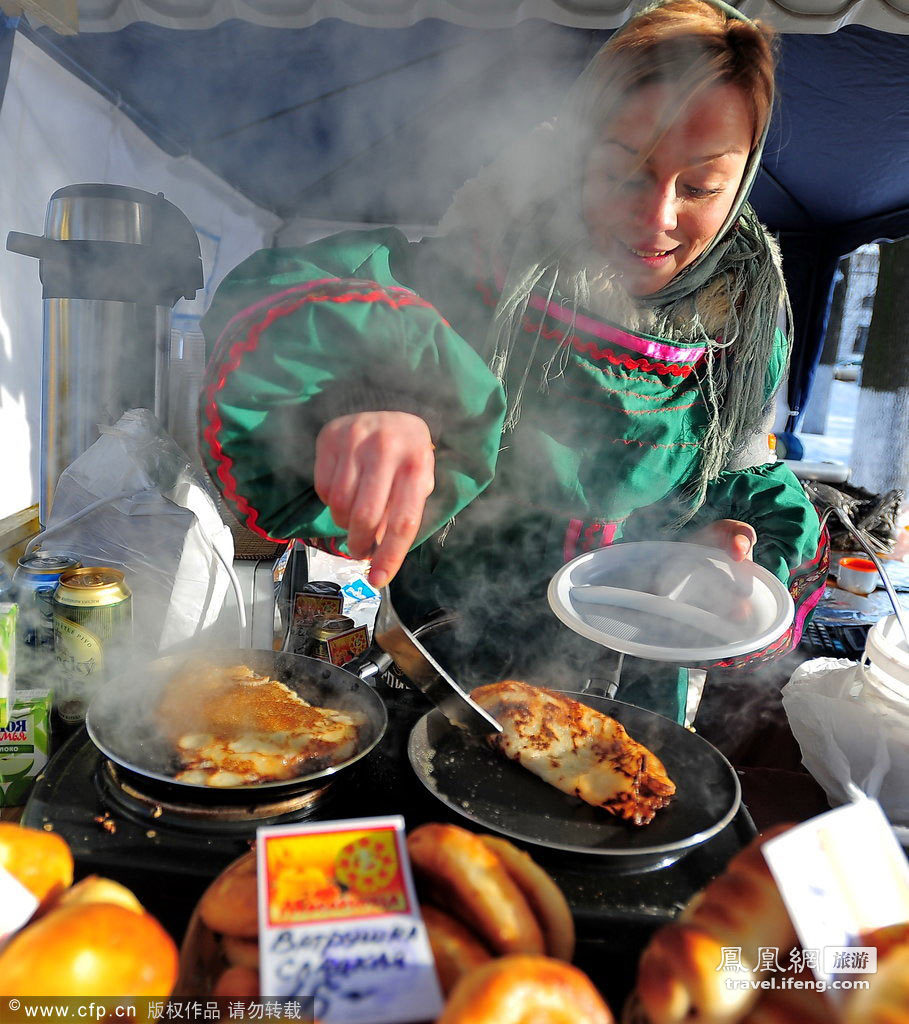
[200,0,827,723]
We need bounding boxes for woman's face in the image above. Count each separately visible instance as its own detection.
[582,81,754,296]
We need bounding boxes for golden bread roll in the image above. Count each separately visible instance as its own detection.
[843,941,909,1024]
[422,904,492,996]
[860,921,909,962]
[199,850,258,938]
[54,875,143,914]
[0,902,178,997]
[738,991,832,1024]
[620,990,652,1024]
[679,824,797,968]
[438,954,614,1024]
[222,934,260,970]
[738,970,832,1024]
[212,965,259,998]
[477,835,576,962]
[636,923,755,1024]
[0,822,74,912]
[407,824,544,955]
[635,825,798,1024]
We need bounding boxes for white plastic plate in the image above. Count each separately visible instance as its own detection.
[548,542,794,664]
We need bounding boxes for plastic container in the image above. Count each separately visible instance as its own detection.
[838,556,879,595]
[858,614,909,710]
[855,614,909,824]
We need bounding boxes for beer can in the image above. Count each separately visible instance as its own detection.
[302,614,356,664]
[13,553,82,648]
[52,567,132,724]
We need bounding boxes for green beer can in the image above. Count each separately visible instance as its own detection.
[52,566,133,724]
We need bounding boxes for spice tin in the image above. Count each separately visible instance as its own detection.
[302,614,356,664]
[52,566,132,723]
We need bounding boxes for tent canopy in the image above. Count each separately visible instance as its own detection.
[10,2,909,422]
[38,0,909,35]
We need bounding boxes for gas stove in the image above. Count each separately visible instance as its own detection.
[23,690,757,1009]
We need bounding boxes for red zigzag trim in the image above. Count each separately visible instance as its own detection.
[202,283,442,543]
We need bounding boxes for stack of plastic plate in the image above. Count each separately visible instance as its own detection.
[548,542,794,666]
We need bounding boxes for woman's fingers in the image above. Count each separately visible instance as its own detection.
[313,438,337,508]
[690,519,757,561]
[725,521,757,562]
[345,456,399,559]
[367,451,435,588]
[313,412,435,583]
[689,519,757,622]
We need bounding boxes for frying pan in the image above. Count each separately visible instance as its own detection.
[86,648,387,792]
[408,692,740,871]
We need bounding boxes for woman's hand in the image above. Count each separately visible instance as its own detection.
[689,519,757,561]
[689,519,757,623]
[314,412,436,588]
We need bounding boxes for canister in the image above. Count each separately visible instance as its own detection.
[52,566,132,723]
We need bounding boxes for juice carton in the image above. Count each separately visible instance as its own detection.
[0,689,51,807]
[0,604,17,728]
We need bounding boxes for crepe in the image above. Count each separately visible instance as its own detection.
[158,663,365,787]
[470,680,675,825]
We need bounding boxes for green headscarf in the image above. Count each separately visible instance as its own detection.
[485,0,790,522]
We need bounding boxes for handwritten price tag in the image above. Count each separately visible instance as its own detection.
[257,815,443,1023]
[762,798,909,982]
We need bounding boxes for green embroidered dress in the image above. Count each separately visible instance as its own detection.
[200,228,826,723]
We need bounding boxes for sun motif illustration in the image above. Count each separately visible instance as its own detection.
[335,832,399,895]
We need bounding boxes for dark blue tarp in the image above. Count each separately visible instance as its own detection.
[18,18,909,421]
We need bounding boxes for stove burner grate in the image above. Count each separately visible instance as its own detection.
[97,760,335,834]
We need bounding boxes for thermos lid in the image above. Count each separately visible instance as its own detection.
[7,184,203,306]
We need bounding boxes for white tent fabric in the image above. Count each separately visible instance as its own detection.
[0,32,281,521]
[58,0,909,35]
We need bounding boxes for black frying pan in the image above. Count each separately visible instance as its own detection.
[408,692,740,871]
[86,648,387,792]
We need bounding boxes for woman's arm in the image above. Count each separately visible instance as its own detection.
[199,229,506,570]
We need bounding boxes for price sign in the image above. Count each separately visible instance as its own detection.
[257,815,443,1024]
[762,798,909,984]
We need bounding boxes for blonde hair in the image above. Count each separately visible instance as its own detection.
[577,0,777,153]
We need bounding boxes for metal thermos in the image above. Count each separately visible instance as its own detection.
[7,184,203,523]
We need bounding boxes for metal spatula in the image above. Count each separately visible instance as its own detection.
[371,587,502,735]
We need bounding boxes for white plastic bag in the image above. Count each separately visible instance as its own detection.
[782,658,909,830]
[36,409,237,654]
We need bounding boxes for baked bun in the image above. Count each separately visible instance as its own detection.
[635,826,797,1024]
[199,850,258,938]
[738,984,834,1024]
[477,835,575,961]
[421,904,492,995]
[0,822,74,913]
[438,955,614,1024]
[407,824,544,955]
[212,965,259,999]
[843,940,909,1023]
[222,934,260,970]
[0,902,178,997]
[678,824,797,967]
[636,922,754,1024]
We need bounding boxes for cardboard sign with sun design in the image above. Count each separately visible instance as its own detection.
[264,821,410,925]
